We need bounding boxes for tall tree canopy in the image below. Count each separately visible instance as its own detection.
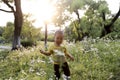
[64,0,120,41]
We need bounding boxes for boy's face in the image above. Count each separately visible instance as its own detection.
[54,33,63,45]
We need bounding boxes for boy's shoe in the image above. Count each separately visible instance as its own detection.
[55,77,59,80]
[62,74,71,80]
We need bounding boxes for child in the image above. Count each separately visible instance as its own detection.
[40,30,74,80]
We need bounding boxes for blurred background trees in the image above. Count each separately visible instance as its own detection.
[0,0,120,46]
[50,0,120,42]
[0,14,41,47]
[64,0,120,42]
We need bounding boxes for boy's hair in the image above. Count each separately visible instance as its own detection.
[55,30,64,36]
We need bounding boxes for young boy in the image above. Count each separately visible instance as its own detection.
[40,30,74,80]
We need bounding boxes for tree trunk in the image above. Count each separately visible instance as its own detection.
[75,10,81,23]
[74,10,83,41]
[100,11,106,38]
[73,21,82,42]
[100,7,120,38]
[44,23,47,51]
[12,0,23,50]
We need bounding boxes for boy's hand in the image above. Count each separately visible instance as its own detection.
[40,50,44,54]
[40,50,51,56]
[70,56,74,61]
[67,53,74,61]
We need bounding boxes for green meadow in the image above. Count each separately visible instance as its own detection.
[0,39,120,80]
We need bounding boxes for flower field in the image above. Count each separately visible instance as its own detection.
[0,39,120,80]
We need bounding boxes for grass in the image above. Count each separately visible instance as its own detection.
[0,39,120,80]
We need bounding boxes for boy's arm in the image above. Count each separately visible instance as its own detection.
[64,47,74,61]
[66,53,74,61]
[40,50,51,56]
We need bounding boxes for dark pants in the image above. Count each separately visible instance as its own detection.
[54,62,70,80]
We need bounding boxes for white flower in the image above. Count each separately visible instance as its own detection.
[30,59,35,64]
[29,67,34,72]
[21,70,27,75]
[37,58,45,63]
[49,78,53,80]
[36,72,41,76]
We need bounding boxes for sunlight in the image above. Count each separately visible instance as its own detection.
[38,0,55,22]
[23,0,57,30]
[30,0,56,25]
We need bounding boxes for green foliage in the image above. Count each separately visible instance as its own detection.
[65,0,119,41]
[0,42,54,80]
[47,0,118,40]
[0,27,5,43]
[0,39,120,79]
[21,14,41,43]
[21,40,36,47]
[103,18,120,39]
[69,39,120,80]
[65,16,102,41]
[40,33,54,42]
[1,14,41,46]
[70,0,84,12]
[2,22,14,42]
[51,0,72,27]
[65,22,78,42]
[0,36,5,43]
[68,0,94,12]
[0,27,4,36]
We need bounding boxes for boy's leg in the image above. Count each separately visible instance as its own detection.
[62,62,71,80]
[54,64,60,80]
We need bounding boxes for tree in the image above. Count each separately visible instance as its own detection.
[0,0,23,50]
[0,26,5,43]
[21,14,41,43]
[2,15,41,46]
[65,16,102,42]
[104,18,120,39]
[0,27,4,36]
[2,22,14,42]
[84,0,120,37]
[44,21,48,50]
[67,0,94,41]
[100,6,120,37]
[51,0,71,28]
[84,0,110,38]
[65,21,78,42]
[69,0,84,41]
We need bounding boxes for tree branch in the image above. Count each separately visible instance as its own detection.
[107,6,120,27]
[2,0,15,12]
[102,11,106,21]
[0,9,13,13]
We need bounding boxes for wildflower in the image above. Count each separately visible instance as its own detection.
[37,58,45,63]
[36,72,41,76]
[49,78,53,80]
[21,70,27,75]
[108,73,114,79]
[29,67,34,72]
[30,59,35,64]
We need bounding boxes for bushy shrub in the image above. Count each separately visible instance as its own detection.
[21,40,36,47]
[40,34,54,42]
[0,37,5,43]
[104,32,120,40]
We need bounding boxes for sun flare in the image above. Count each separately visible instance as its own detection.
[31,0,56,24]
[24,0,57,30]
[38,0,55,21]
